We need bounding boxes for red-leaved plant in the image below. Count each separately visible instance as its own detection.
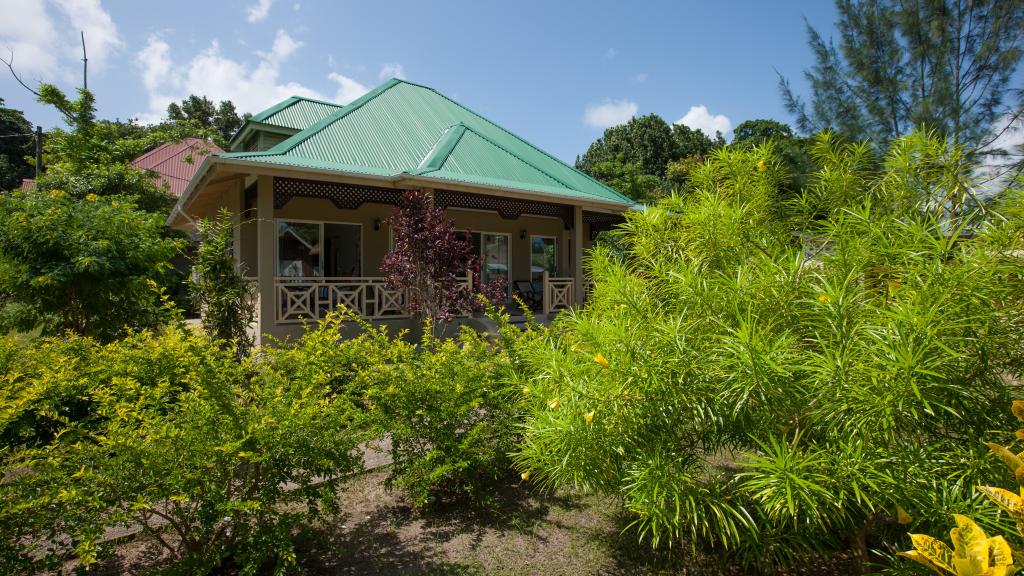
[381,189,506,332]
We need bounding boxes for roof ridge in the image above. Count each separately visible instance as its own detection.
[250,96,300,122]
[418,123,572,190]
[287,94,345,108]
[232,78,404,159]
[417,84,633,204]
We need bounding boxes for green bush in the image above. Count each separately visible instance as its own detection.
[0,189,183,341]
[0,323,365,574]
[363,310,527,508]
[512,132,1024,571]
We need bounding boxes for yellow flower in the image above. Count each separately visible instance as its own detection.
[1012,400,1024,422]
[49,190,65,199]
[584,411,595,424]
[1015,429,1024,441]
[594,353,609,368]
[85,193,97,201]
[757,160,767,172]
[817,294,831,304]
[111,201,119,207]
[521,470,530,481]
[896,505,913,525]
[547,397,560,410]
[522,386,531,396]
[35,275,47,285]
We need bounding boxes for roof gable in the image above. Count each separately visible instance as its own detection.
[222,79,631,206]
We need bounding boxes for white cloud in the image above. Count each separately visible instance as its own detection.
[328,72,368,104]
[606,47,617,58]
[135,29,340,123]
[584,99,637,129]
[246,0,274,22]
[975,112,1024,199]
[676,105,732,137]
[379,62,405,81]
[0,0,121,80]
[631,72,648,83]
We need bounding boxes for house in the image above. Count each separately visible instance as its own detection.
[166,78,633,343]
[132,137,224,198]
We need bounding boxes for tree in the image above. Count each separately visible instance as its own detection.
[578,115,724,201]
[780,0,1024,146]
[577,114,676,178]
[166,95,247,148]
[189,209,255,359]
[731,119,795,146]
[731,119,815,194]
[0,189,183,340]
[380,189,478,333]
[0,98,33,191]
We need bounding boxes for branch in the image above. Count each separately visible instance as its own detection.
[0,47,76,124]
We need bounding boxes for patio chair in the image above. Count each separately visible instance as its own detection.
[513,280,541,309]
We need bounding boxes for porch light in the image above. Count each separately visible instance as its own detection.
[374,218,381,231]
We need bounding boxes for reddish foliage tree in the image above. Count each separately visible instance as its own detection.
[381,189,506,329]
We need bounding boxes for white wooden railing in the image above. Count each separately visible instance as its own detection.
[275,277,408,322]
[542,271,575,314]
[273,273,473,323]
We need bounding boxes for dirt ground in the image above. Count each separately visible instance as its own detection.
[84,468,862,575]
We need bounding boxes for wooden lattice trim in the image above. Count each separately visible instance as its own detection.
[273,177,404,210]
[435,189,574,229]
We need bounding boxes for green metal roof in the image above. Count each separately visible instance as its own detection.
[250,96,344,131]
[221,79,631,206]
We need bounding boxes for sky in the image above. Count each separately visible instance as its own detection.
[0,0,846,163]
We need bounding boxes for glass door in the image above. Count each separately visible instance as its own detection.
[480,233,510,285]
[530,236,557,283]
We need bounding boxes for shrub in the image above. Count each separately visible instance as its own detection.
[364,307,527,508]
[0,324,365,574]
[189,208,256,359]
[512,132,1024,571]
[0,189,183,341]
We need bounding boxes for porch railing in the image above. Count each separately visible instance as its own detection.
[273,273,473,323]
[275,277,409,323]
[542,271,575,315]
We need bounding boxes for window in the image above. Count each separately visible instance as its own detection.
[480,233,509,285]
[277,221,362,278]
[530,236,557,283]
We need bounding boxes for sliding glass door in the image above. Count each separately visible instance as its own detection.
[277,220,362,277]
[530,236,557,283]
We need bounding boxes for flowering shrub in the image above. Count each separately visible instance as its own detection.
[512,132,1024,571]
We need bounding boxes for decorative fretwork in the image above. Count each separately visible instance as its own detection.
[272,177,579,228]
[273,178,404,210]
[435,189,574,229]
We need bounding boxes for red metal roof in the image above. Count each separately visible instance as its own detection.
[132,138,223,198]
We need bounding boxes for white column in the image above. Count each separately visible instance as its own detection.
[256,175,275,346]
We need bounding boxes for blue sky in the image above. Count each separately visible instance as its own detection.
[0,0,841,162]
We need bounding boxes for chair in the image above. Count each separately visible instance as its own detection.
[514,280,541,309]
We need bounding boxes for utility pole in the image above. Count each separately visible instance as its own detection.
[80,31,87,90]
[35,126,43,178]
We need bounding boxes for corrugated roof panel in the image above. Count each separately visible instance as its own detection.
[221,80,632,206]
[261,98,343,130]
[435,129,565,189]
[132,138,223,197]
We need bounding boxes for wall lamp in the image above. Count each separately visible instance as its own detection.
[374,218,381,231]
[519,229,526,240]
